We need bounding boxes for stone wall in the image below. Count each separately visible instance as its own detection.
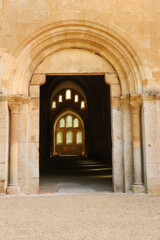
[0,1,160,195]
[0,0,160,92]
[142,96,160,194]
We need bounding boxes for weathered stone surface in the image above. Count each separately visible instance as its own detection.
[0,1,159,195]
[0,96,8,195]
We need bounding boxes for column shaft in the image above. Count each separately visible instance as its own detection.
[131,108,142,184]
[7,103,20,194]
[130,96,145,193]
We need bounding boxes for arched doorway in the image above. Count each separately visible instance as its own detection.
[39,75,112,193]
[54,111,85,156]
[3,17,149,195]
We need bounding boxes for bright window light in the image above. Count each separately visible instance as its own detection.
[66,89,71,100]
[81,101,85,109]
[66,131,73,144]
[58,95,63,102]
[74,95,79,102]
[76,131,82,144]
[52,101,56,109]
[66,115,72,128]
[73,118,79,128]
[59,118,65,128]
[57,132,63,144]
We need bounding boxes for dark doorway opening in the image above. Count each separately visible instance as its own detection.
[40,75,112,193]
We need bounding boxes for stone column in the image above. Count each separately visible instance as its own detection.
[130,95,145,193]
[121,96,133,192]
[7,102,21,194]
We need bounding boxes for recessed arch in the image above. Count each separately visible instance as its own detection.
[4,13,150,195]
[2,16,150,96]
[50,80,87,102]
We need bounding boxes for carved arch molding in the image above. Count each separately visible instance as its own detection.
[0,18,150,194]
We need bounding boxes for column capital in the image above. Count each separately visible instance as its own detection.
[7,95,31,112]
[8,102,20,113]
[130,94,142,113]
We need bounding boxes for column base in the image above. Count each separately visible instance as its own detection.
[7,185,21,195]
[132,184,145,194]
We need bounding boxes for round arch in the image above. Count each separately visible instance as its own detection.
[2,15,149,96]
[51,80,87,103]
[5,14,148,195]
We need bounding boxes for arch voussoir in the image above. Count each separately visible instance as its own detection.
[2,20,147,96]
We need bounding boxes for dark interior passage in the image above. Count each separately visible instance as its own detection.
[40,156,112,193]
[40,75,112,193]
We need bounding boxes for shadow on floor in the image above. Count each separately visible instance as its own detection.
[39,156,112,194]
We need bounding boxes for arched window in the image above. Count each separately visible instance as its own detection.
[74,95,79,102]
[66,131,73,144]
[66,115,72,127]
[66,89,71,100]
[52,101,56,109]
[81,101,85,109]
[57,132,63,144]
[59,118,65,128]
[58,95,63,102]
[76,131,82,144]
[73,118,79,128]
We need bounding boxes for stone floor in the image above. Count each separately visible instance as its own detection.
[39,156,112,193]
[0,193,160,240]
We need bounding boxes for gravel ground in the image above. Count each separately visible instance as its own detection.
[0,193,160,240]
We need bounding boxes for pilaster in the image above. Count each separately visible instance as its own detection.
[130,94,145,193]
[0,93,9,195]
[121,96,133,192]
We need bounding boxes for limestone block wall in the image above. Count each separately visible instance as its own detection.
[0,0,160,92]
[142,97,160,194]
[0,1,160,195]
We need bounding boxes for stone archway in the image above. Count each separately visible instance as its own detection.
[53,110,85,156]
[0,17,149,195]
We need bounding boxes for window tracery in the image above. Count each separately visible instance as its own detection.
[66,131,73,144]
[66,115,72,127]
[73,118,79,128]
[59,118,65,128]
[76,131,82,144]
[57,132,63,144]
